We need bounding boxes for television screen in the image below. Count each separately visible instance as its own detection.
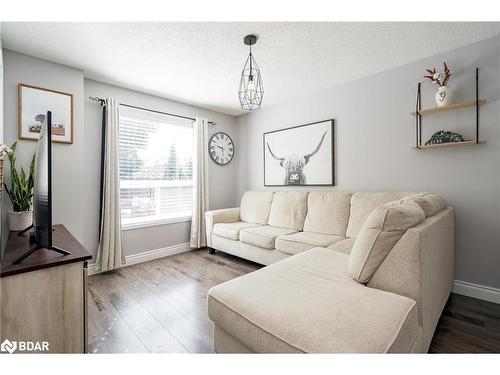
[12,111,70,264]
[33,111,52,249]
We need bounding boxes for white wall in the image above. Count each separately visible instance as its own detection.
[84,79,239,258]
[236,35,500,290]
[1,50,240,261]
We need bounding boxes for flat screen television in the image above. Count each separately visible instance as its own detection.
[13,111,70,264]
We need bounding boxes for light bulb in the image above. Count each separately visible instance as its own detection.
[246,75,256,100]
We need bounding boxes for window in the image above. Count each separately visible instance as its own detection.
[118,106,193,228]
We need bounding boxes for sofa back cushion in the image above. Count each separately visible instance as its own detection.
[349,200,425,283]
[346,192,415,238]
[303,191,352,235]
[268,191,309,230]
[401,193,447,218]
[240,191,275,225]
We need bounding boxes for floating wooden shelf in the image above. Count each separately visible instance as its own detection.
[411,140,486,150]
[410,98,486,116]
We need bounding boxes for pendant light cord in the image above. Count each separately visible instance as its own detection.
[249,44,253,74]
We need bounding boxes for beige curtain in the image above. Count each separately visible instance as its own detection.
[96,98,124,272]
[190,117,210,248]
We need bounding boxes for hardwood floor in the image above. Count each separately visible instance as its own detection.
[88,249,500,353]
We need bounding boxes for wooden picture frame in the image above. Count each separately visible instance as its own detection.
[263,119,335,186]
[18,83,74,144]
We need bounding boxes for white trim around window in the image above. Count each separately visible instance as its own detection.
[121,215,192,231]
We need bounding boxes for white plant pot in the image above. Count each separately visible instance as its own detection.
[435,85,453,107]
[8,211,33,231]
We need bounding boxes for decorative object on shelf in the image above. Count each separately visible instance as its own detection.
[3,142,36,231]
[238,35,264,111]
[424,62,453,107]
[425,130,464,146]
[264,120,334,186]
[18,83,74,144]
[0,144,14,196]
[209,132,234,165]
[412,67,485,150]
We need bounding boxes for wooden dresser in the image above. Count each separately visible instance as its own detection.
[0,225,92,353]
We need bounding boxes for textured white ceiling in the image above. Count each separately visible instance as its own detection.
[2,22,500,115]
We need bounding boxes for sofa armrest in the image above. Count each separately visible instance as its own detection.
[205,207,241,247]
[367,207,454,352]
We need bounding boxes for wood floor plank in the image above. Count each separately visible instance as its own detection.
[89,248,500,354]
[119,307,189,353]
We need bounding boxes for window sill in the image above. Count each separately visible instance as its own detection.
[122,216,192,231]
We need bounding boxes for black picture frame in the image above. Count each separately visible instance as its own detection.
[263,119,335,187]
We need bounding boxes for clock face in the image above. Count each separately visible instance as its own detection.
[209,132,234,165]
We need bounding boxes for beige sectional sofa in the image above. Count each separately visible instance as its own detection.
[205,191,454,353]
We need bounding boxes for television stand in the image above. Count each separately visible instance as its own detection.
[1,224,92,353]
[13,244,71,265]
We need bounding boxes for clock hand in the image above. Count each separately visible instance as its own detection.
[217,146,224,150]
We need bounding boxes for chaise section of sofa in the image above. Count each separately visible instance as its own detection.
[208,248,420,353]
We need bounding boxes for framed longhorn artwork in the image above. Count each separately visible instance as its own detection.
[263,119,334,186]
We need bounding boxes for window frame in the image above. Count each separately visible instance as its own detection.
[121,215,192,231]
[118,108,194,230]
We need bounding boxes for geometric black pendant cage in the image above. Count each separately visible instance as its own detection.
[238,34,264,110]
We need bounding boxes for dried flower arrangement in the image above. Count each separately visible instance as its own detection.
[424,62,452,87]
[0,144,15,194]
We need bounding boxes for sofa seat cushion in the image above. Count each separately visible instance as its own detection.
[212,221,261,241]
[240,225,298,250]
[327,238,355,254]
[208,248,418,353]
[275,232,346,255]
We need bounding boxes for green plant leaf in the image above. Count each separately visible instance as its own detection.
[4,142,36,212]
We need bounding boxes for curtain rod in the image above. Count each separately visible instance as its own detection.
[88,96,216,126]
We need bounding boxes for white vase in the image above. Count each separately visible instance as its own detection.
[435,85,453,107]
[8,211,33,231]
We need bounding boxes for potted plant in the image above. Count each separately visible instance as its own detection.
[424,62,453,107]
[3,142,36,231]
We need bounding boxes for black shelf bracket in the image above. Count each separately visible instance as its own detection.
[476,67,480,144]
[415,82,422,148]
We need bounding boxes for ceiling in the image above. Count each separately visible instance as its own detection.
[2,22,500,116]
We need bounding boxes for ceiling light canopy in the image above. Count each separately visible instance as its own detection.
[238,34,264,111]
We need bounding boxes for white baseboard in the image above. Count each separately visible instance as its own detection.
[87,242,191,276]
[453,280,500,304]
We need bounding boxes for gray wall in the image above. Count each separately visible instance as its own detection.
[84,79,239,258]
[236,35,500,289]
[2,50,240,261]
[0,26,4,249]
[2,50,86,247]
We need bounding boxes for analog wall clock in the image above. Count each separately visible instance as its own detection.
[209,132,234,165]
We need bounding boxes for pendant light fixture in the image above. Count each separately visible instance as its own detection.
[238,34,264,111]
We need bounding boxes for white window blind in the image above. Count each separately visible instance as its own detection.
[118,106,193,228]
